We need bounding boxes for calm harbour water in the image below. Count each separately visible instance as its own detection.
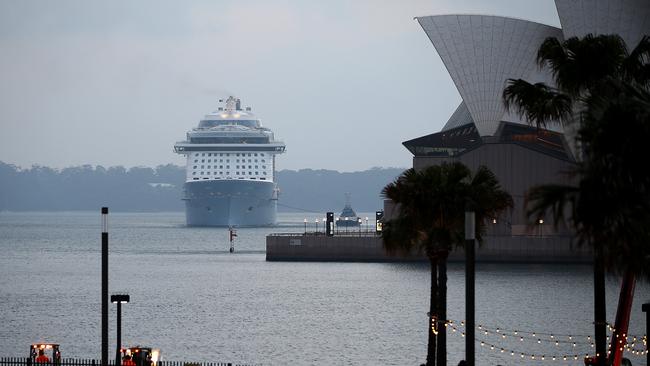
[0,211,647,366]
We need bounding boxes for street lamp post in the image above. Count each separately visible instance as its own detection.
[365,217,369,233]
[101,207,109,366]
[643,303,649,365]
[111,294,130,366]
[315,219,319,233]
[303,218,307,234]
[465,211,476,366]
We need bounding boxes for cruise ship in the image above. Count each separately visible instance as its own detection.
[174,96,286,226]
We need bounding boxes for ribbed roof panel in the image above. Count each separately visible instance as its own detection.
[418,15,563,136]
[555,0,650,49]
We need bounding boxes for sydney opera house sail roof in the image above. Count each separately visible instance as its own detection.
[417,15,563,137]
[412,0,650,144]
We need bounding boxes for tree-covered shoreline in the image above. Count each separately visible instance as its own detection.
[0,161,403,213]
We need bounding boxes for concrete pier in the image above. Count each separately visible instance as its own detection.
[266,233,592,263]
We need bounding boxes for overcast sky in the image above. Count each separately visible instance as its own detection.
[0,0,560,172]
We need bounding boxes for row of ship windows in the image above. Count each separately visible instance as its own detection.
[193,159,266,163]
[193,165,266,169]
[194,152,265,157]
[193,177,267,181]
[192,171,267,176]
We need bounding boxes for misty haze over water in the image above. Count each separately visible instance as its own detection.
[0,161,403,213]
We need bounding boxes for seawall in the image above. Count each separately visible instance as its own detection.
[266,233,592,263]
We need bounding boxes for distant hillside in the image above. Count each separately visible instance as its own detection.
[0,161,405,212]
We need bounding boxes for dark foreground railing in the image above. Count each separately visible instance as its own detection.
[0,359,256,366]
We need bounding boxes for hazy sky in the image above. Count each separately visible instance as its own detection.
[0,0,560,172]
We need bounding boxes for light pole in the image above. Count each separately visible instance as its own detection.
[315,219,319,233]
[465,211,476,366]
[303,218,307,234]
[111,294,130,366]
[101,207,109,366]
[365,217,369,233]
[344,217,348,234]
[643,303,649,365]
[357,218,362,235]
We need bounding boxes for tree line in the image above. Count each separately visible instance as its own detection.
[0,161,403,213]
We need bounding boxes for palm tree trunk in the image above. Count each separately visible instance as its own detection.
[594,252,606,366]
[427,256,439,366]
[436,254,448,366]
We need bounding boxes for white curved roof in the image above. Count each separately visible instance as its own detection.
[417,15,564,136]
[555,0,650,49]
[441,102,473,131]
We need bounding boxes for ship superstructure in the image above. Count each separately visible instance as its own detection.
[174,96,286,226]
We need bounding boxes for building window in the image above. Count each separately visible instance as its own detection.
[194,159,198,163]
[192,172,196,175]
[226,165,230,169]
[254,153,258,156]
[262,165,266,169]
[201,165,204,169]
[236,172,239,175]
[249,172,252,175]
[262,159,265,163]
[202,153,205,156]
[193,178,199,180]
[193,166,197,169]
[219,165,223,169]
[255,171,259,175]
[202,159,205,163]
[255,165,258,169]
[200,172,204,175]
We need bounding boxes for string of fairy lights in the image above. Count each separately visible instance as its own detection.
[428,316,648,362]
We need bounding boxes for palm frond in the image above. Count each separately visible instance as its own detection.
[503,79,572,129]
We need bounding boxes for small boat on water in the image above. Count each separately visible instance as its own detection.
[336,194,361,227]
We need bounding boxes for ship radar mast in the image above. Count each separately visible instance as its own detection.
[223,96,241,113]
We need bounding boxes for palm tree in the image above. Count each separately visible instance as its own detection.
[503,34,650,366]
[382,162,512,366]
